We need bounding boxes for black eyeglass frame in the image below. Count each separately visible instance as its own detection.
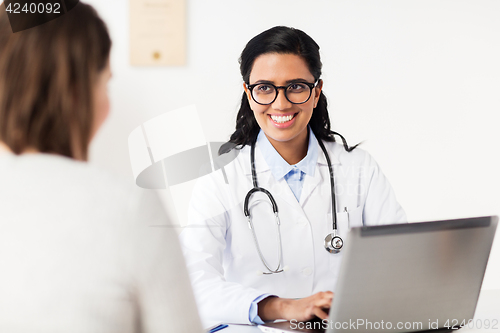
[247,81,319,106]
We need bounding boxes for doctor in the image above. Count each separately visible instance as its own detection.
[180,26,406,326]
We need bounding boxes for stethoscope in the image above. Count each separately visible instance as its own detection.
[243,136,343,275]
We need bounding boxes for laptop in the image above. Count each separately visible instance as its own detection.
[259,216,498,333]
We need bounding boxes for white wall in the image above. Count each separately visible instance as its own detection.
[83,0,500,290]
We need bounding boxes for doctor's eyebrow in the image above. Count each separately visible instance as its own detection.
[252,78,313,85]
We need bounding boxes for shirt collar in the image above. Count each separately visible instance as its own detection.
[257,127,319,181]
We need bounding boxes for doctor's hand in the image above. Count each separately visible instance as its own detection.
[258,291,333,322]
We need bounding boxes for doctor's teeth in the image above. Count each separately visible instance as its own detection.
[270,115,294,123]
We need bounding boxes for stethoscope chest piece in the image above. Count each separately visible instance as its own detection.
[324,232,343,253]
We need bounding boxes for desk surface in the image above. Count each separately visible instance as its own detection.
[222,289,500,333]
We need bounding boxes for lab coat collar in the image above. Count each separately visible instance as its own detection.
[316,140,341,167]
[242,131,341,176]
[241,138,269,175]
[240,131,342,213]
[256,130,293,180]
[256,128,318,181]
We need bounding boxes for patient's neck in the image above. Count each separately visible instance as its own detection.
[0,142,10,154]
[0,142,39,155]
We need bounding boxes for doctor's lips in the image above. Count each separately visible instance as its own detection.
[268,112,298,128]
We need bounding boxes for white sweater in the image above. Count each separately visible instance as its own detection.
[0,153,203,333]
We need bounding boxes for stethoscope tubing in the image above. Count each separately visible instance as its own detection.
[316,138,337,232]
[243,135,340,274]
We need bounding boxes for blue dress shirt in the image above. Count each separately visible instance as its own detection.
[249,127,319,324]
[256,127,319,201]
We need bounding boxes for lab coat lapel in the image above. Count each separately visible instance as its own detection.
[266,174,303,214]
[242,142,273,190]
[299,165,323,206]
[251,145,304,215]
[299,142,340,206]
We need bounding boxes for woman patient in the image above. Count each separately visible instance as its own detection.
[0,3,202,332]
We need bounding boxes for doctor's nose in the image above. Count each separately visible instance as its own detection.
[272,89,293,110]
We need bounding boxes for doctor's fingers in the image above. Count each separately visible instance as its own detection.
[311,294,333,320]
[298,291,333,310]
[312,306,330,320]
[301,303,329,321]
[301,292,334,319]
[311,291,334,306]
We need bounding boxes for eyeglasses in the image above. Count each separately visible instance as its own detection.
[247,81,318,105]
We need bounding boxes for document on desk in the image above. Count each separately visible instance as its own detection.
[130,0,186,66]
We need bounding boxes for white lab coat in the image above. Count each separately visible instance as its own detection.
[180,139,406,327]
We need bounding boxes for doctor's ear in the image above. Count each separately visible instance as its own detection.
[313,79,323,108]
[243,82,253,103]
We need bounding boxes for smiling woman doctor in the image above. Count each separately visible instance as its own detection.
[180,26,406,326]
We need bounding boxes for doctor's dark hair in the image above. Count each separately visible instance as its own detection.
[0,3,111,160]
[219,26,357,155]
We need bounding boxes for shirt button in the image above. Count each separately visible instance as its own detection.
[302,267,313,276]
